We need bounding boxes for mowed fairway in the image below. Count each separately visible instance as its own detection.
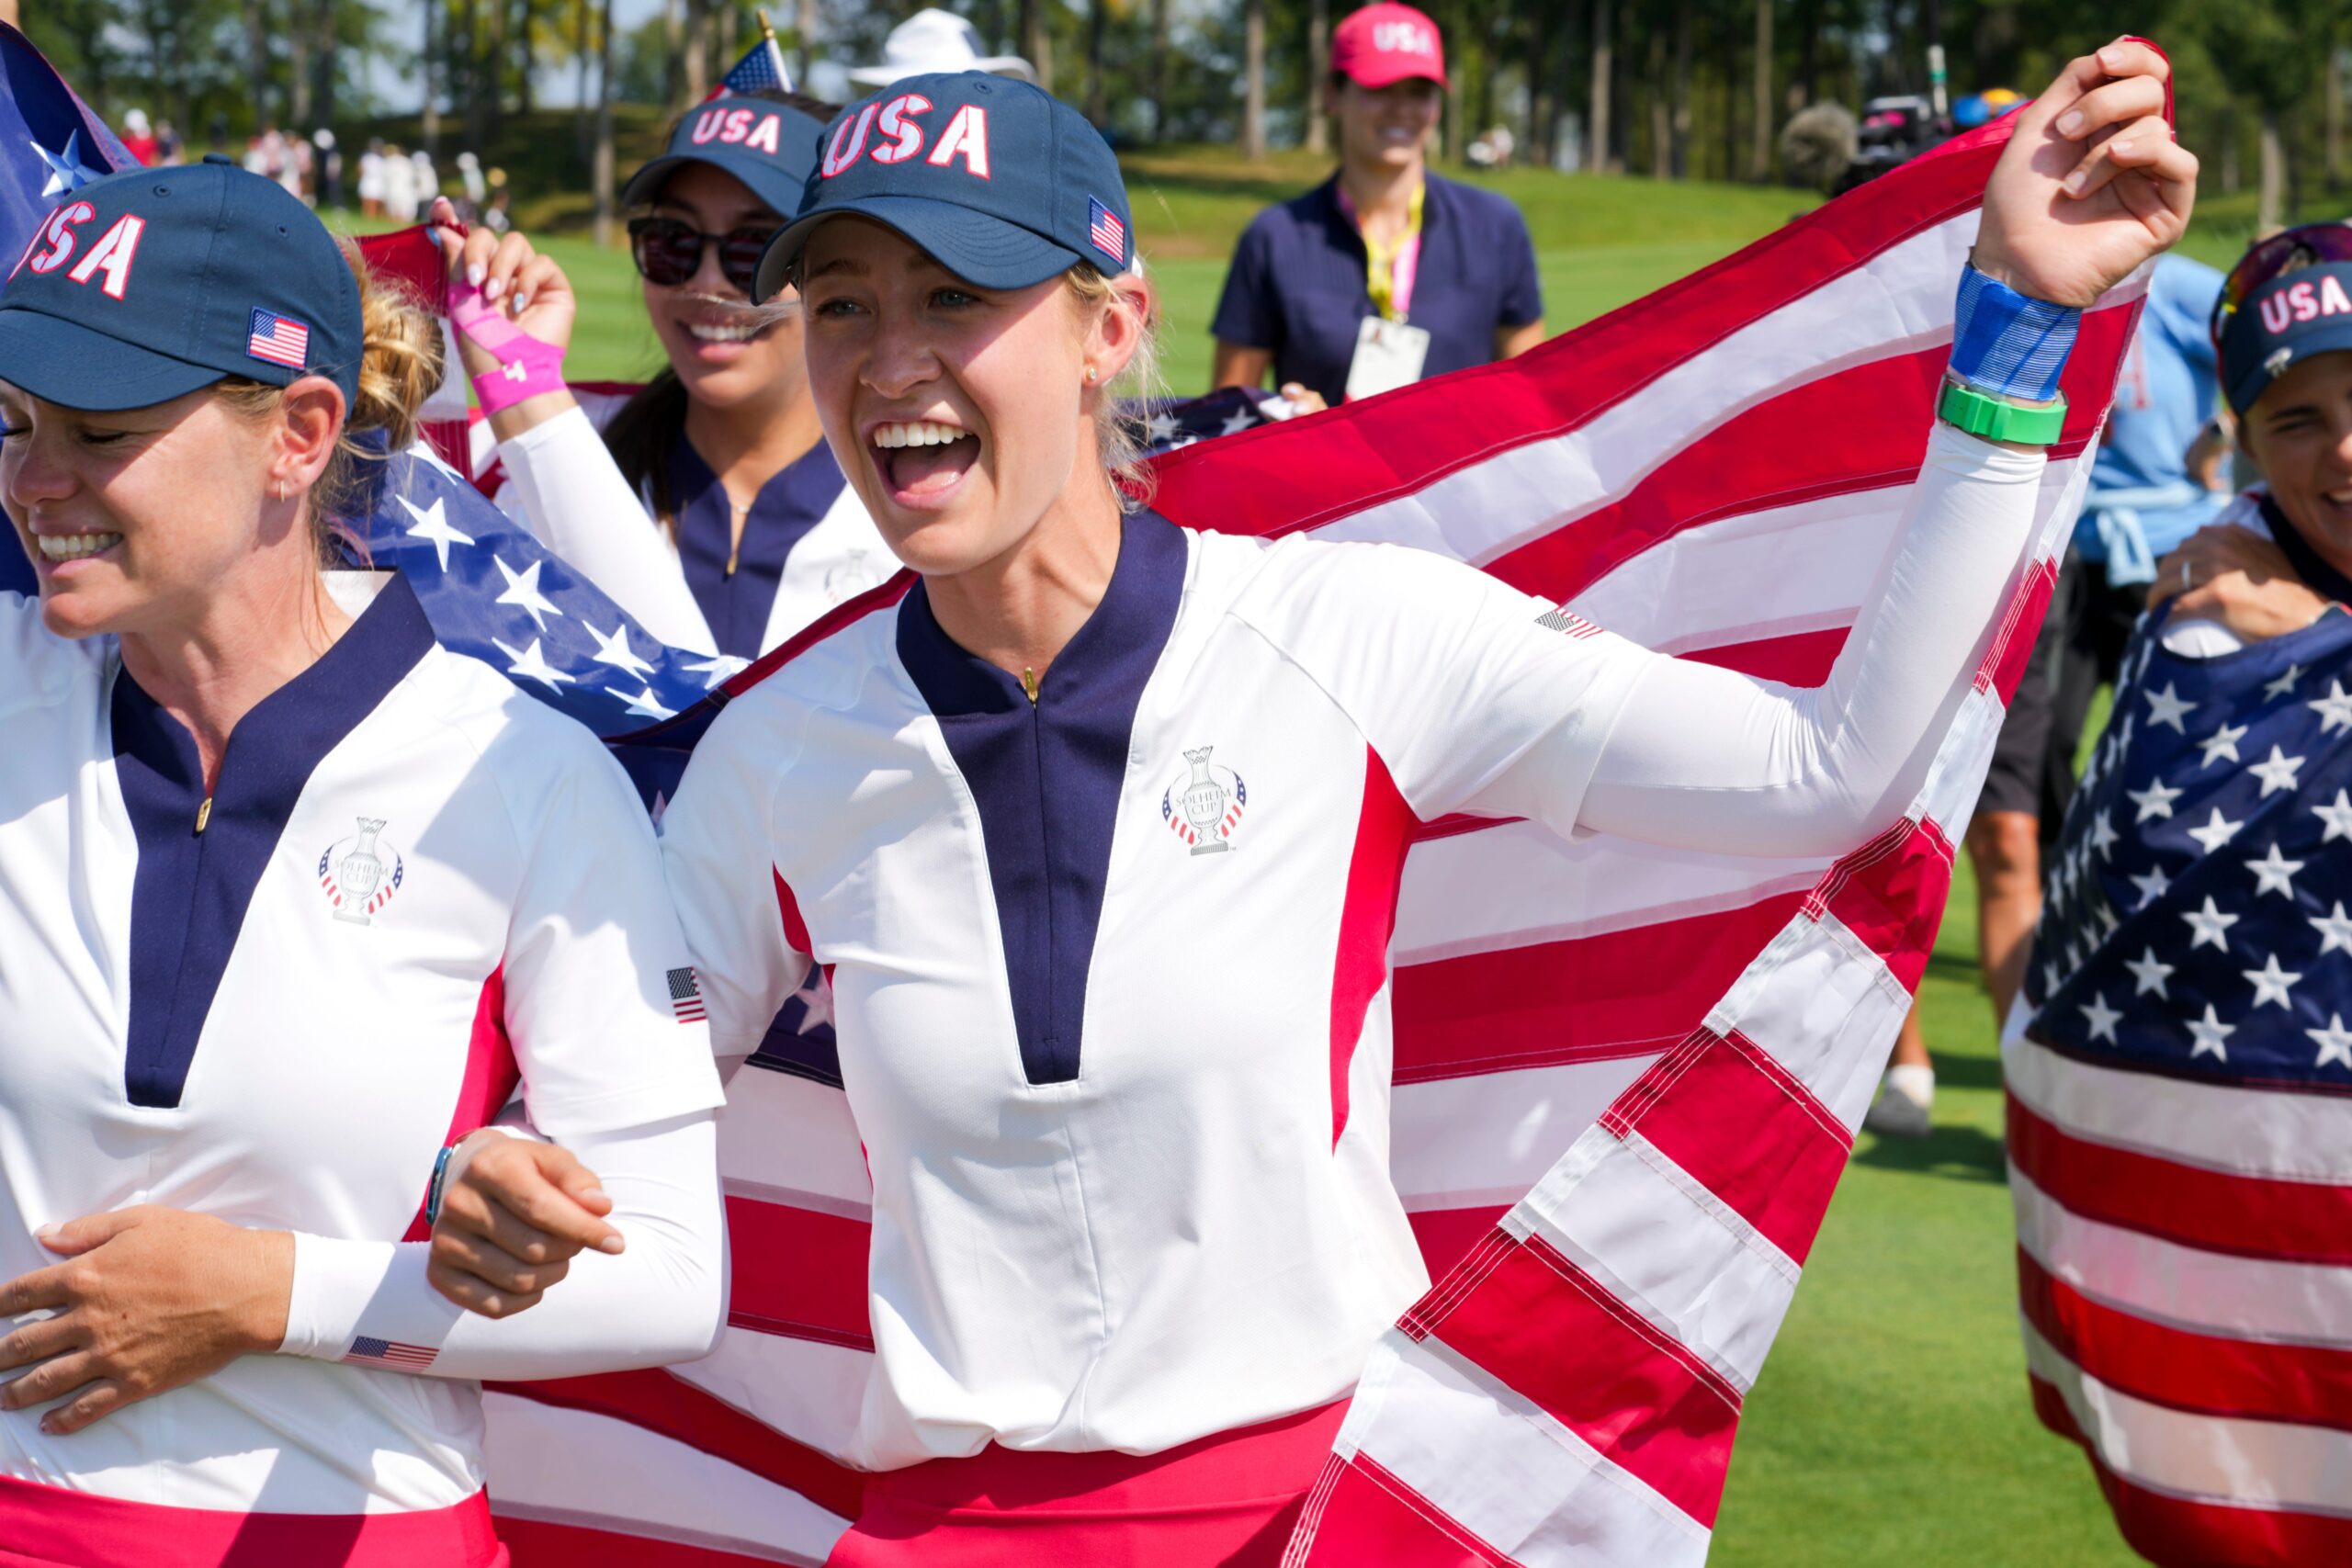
[328,153,2181,1564]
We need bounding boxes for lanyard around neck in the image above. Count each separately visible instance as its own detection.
[1340,179,1424,323]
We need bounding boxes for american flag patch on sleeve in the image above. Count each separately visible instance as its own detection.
[246,308,311,369]
[666,965,707,1023]
[1534,605,1603,639]
[344,1336,437,1370]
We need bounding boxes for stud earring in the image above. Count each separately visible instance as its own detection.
[1085,366,1098,384]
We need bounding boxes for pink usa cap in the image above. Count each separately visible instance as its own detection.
[1329,4,1446,90]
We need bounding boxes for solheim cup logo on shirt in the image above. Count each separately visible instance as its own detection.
[319,817,404,925]
[1161,746,1247,856]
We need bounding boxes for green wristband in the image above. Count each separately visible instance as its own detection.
[1937,380,2067,447]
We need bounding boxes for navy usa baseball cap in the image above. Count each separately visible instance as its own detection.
[0,156,359,413]
[622,98,828,217]
[2218,259,2352,416]
[753,72,1135,302]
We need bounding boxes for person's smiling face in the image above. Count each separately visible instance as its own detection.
[798,218,1094,578]
[1333,77,1442,170]
[2245,349,2352,580]
[0,381,285,642]
[641,163,806,410]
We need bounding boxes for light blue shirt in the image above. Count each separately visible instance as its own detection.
[2074,254,2229,583]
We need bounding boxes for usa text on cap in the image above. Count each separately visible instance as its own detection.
[756,72,1133,300]
[1330,4,1446,90]
[621,98,829,218]
[0,160,359,414]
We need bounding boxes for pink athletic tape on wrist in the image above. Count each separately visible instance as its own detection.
[449,278,567,415]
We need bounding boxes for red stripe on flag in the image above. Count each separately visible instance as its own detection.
[2007,1098,2352,1267]
[1287,1454,1526,1567]
[1330,748,1419,1144]
[498,1516,792,1568]
[1147,126,2007,540]
[1392,893,1807,1083]
[1411,1232,1740,1526]
[2030,1375,2352,1568]
[1674,626,1851,685]
[723,1194,875,1350]
[403,965,519,1243]
[2018,1247,2352,1434]
[1981,554,2058,701]
[1405,1207,1511,1283]
[773,871,814,961]
[1812,817,1954,996]
[490,1366,865,1520]
[1603,1029,1852,1265]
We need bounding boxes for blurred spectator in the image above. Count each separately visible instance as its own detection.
[287,134,312,203]
[119,107,158,167]
[315,129,342,208]
[457,150,488,220]
[1211,3,1544,408]
[153,118,182,164]
[411,148,439,209]
[358,138,387,216]
[1465,123,1514,168]
[481,166,512,232]
[382,142,418,220]
[850,7,1035,85]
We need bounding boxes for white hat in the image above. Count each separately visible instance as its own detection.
[123,107,151,136]
[849,8,1036,86]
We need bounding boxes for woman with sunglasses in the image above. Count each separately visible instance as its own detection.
[437,89,894,661]
[435,48,2190,1564]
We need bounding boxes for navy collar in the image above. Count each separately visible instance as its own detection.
[896,511,1189,717]
[1315,169,1449,250]
[2259,491,2352,606]
[671,427,850,660]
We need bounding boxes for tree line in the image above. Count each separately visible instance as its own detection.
[24,0,2352,230]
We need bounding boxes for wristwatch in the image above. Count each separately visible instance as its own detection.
[1938,380,2068,447]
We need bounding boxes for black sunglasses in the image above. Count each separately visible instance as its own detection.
[628,216,779,294]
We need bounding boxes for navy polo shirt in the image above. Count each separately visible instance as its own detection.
[671,427,850,660]
[1210,172,1543,406]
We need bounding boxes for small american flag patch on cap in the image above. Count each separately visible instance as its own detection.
[1535,605,1602,639]
[667,965,707,1023]
[1088,197,1125,265]
[247,308,311,370]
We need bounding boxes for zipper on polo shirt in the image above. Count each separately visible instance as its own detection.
[194,796,212,833]
[1021,667,1039,703]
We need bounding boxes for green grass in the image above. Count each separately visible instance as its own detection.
[324,154,2158,1563]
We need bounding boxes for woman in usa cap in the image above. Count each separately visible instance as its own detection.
[439,49,2192,1565]
[0,159,728,1565]
[434,85,899,665]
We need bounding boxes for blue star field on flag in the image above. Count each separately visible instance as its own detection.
[2024,602,2352,1086]
[0,24,135,598]
[712,34,793,98]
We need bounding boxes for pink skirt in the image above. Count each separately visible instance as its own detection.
[0,1475,507,1568]
[825,1402,1349,1568]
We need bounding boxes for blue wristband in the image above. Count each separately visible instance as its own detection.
[1950,263,2080,402]
[424,1143,457,1228]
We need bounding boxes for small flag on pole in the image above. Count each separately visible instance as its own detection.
[707,10,793,99]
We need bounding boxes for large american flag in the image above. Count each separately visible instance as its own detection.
[468,117,2149,1565]
[2010,546,2352,1565]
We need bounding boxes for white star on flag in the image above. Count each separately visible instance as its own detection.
[2127,864,2171,908]
[493,556,564,631]
[684,652,749,690]
[2248,745,2307,796]
[491,637,575,692]
[2263,663,2304,701]
[584,620,657,679]
[2246,843,2305,898]
[2143,682,2196,733]
[2312,902,2352,956]
[2183,897,2240,951]
[2078,992,2121,1043]
[608,684,676,721]
[2309,679,2352,736]
[2310,1014,2352,1071]
[1219,405,1259,438]
[2087,808,2118,858]
[30,129,103,197]
[2197,720,2248,768]
[2041,959,2064,998]
[396,494,474,571]
[1146,411,1179,444]
[2123,947,2175,998]
[792,971,836,1033]
[2244,953,2302,1009]
[2186,1004,2234,1061]
[2185,807,2244,855]
[2125,777,2183,823]
[2314,789,2352,843]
